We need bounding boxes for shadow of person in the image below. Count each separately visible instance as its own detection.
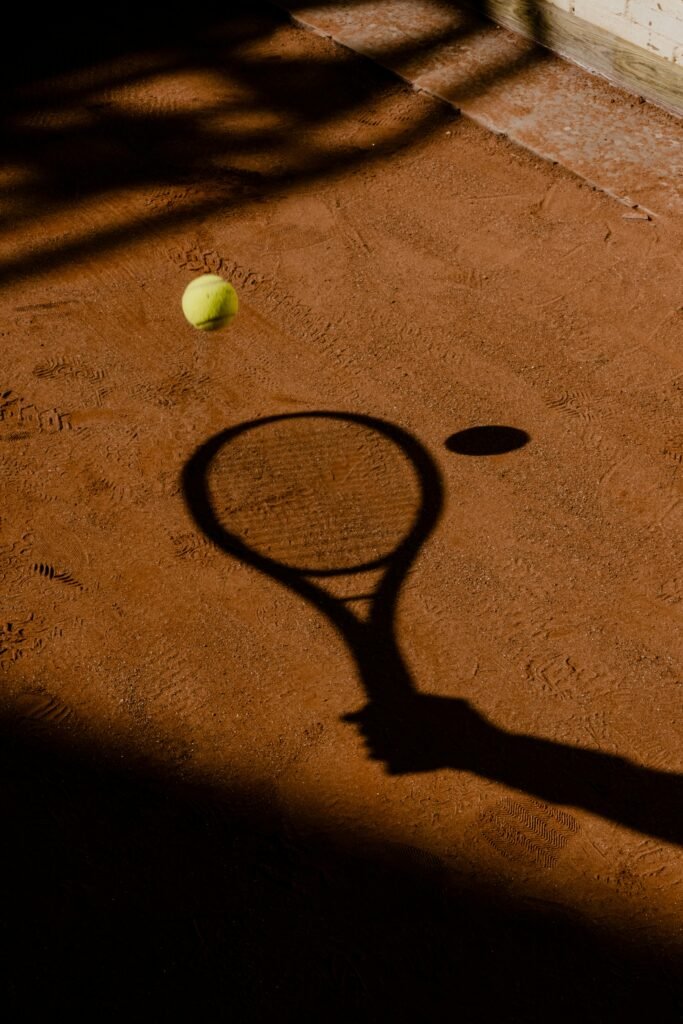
[183,410,683,849]
[344,693,683,846]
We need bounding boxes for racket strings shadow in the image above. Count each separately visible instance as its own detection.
[183,411,683,848]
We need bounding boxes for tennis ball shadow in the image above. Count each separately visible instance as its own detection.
[445,425,530,456]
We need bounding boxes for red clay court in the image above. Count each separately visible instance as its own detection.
[1,2,681,1018]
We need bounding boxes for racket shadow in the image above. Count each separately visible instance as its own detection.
[181,410,443,706]
[182,411,683,848]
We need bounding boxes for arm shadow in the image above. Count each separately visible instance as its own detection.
[345,692,683,847]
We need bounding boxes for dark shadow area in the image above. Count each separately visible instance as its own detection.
[0,1,450,285]
[3,2,546,87]
[446,424,530,455]
[0,0,554,287]
[2,709,681,1020]
[183,412,683,848]
[1,4,233,85]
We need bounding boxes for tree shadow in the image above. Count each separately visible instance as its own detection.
[0,0,555,287]
[279,0,555,106]
[2,706,681,1019]
[183,411,683,848]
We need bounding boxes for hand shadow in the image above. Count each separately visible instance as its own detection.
[344,693,683,846]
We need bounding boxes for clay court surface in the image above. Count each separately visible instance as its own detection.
[2,2,682,1017]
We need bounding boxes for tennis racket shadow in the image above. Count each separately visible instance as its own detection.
[181,411,454,765]
[182,411,683,846]
[181,410,444,770]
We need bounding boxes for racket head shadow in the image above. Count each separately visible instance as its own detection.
[182,411,443,588]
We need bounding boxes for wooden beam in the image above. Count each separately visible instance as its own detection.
[463,0,683,117]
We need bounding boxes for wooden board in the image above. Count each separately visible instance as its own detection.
[465,0,683,116]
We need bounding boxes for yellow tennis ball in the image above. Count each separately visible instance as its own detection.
[181,273,238,331]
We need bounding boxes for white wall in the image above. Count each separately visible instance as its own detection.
[556,0,683,65]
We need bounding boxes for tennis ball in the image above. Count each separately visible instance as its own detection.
[181,273,238,331]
